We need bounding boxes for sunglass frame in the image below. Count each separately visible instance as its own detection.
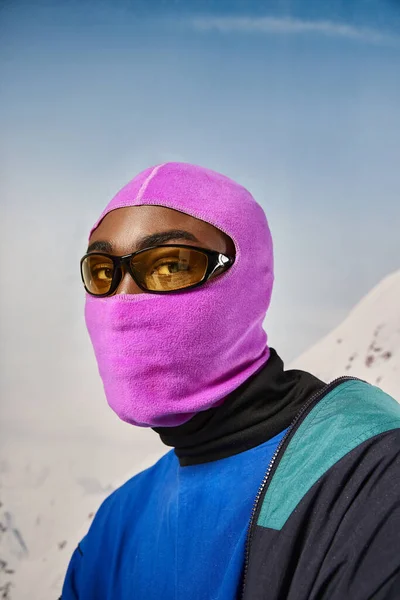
[80,244,235,297]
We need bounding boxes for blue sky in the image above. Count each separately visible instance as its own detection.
[1,0,400,371]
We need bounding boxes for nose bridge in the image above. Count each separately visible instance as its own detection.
[115,259,143,295]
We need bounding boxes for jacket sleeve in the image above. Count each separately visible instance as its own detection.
[245,429,400,600]
[309,430,400,600]
[295,430,400,599]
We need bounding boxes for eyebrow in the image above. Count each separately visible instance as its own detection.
[86,230,200,254]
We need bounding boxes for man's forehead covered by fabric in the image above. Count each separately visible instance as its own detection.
[90,163,272,259]
[85,162,275,428]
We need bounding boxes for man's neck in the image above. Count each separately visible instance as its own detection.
[153,349,325,466]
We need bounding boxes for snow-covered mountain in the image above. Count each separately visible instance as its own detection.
[1,270,399,599]
[290,270,400,401]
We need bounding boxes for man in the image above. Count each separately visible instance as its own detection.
[62,163,400,599]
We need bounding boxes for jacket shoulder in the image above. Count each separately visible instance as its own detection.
[258,380,400,531]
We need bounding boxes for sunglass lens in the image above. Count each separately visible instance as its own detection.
[81,254,115,295]
[132,247,208,292]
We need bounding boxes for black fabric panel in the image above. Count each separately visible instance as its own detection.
[153,349,326,466]
[243,429,400,600]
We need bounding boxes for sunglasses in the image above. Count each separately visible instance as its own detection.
[80,244,235,297]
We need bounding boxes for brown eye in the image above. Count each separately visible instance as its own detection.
[152,260,190,276]
[92,265,113,281]
[81,254,115,295]
[131,247,208,291]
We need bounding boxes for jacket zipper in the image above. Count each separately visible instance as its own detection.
[240,375,361,599]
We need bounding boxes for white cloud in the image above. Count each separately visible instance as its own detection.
[186,15,398,46]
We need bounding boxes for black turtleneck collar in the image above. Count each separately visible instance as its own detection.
[153,349,325,466]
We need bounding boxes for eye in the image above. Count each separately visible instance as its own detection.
[152,260,190,276]
[92,265,114,281]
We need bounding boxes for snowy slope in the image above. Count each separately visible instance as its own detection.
[0,435,165,600]
[290,270,400,401]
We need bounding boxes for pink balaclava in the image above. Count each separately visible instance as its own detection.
[85,163,274,428]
